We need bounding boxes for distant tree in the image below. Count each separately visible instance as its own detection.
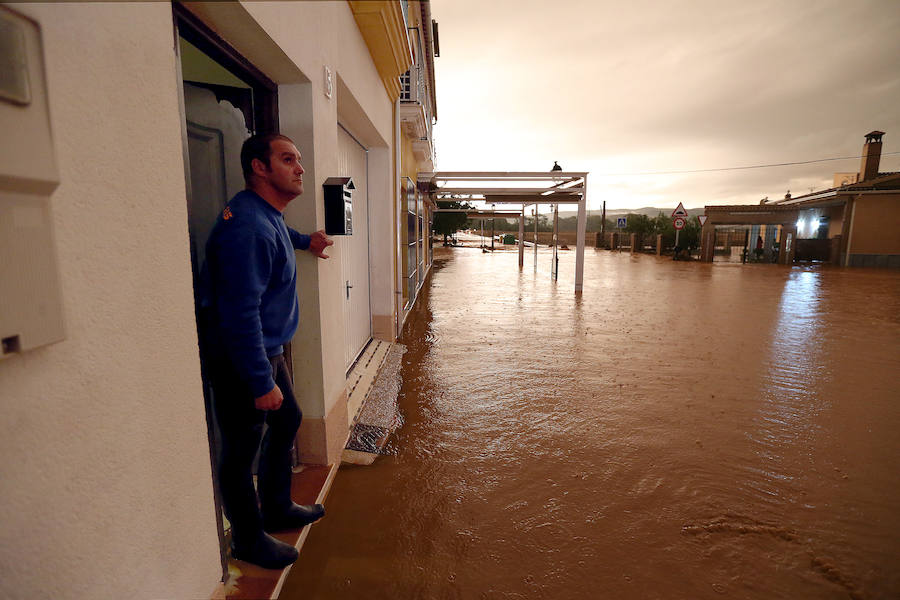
[653,213,675,247]
[525,214,552,232]
[557,216,576,231]
[680,218,701,250]
[433,200,472,241]
[586,214,609,232]
[548,214,615,233]
[624,213,654,236]
[473,212,613,234]
[653,212,700,251]
[495,218,517,231]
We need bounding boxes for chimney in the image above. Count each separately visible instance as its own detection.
[860,130,884,182]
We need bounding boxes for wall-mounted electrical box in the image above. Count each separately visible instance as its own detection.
[0,5,66,360]
[323,176,354,235]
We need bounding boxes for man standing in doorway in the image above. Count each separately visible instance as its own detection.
[203,133,333,569]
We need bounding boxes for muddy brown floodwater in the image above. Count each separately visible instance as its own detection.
[285,248,900,600]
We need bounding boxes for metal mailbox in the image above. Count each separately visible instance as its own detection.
[323,176,354,235]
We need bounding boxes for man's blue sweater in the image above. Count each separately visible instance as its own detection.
[204,190,310,398]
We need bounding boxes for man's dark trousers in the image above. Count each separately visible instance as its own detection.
[210,354,301,546]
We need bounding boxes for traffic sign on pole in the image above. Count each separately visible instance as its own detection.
[671,202,688,219]
[698,215,708,226]
[673,217,686,230]
[617,217,627,228]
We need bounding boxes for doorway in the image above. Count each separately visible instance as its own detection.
[175,6,278,577]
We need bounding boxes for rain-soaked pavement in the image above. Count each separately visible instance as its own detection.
[284,247,900,600]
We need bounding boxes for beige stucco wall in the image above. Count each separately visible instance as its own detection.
[849,194,900,255]
[0,3,221,599]
[400,134,418,180]
[367,144,397,342]
[827,204,845,238]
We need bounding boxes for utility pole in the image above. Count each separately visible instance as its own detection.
[601,200,606,235]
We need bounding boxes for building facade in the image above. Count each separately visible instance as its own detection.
[700,131,900,268]
[398,1,439,322]
[0,1,438,597]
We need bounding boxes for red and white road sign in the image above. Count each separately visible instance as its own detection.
[698,215,708,226]
[671,202,688,219]
[673,217,686,230]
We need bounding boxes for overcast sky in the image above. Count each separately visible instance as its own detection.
[431,0,900,211]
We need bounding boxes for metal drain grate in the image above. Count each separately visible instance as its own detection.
[345,423,389,454]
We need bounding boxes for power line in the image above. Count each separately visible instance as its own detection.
[601,151,900,177]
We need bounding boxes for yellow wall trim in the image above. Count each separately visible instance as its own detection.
[348,0,413,99]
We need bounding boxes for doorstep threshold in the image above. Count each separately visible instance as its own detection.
[210,462,338,600]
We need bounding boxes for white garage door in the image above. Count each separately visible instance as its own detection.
[336,126,372,368]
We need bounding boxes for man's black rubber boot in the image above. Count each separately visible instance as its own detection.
[232,533,299,570]
[263,503,326,533]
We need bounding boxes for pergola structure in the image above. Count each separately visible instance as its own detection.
[421,171,589,293]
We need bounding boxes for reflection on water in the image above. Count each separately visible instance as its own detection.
[748,271,825,499]
[285,249,900,600]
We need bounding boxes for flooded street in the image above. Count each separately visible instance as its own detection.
[285,248,900,599]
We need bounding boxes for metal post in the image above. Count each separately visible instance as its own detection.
[480,218,484,249]
[574,175,587,294]
[844,196,858,267]
[518,209,525,268]
[552,203,559,280]
[491,216,495,251]
[533,208,538,266]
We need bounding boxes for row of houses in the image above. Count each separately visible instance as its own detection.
[701,131,900,267]
[0,1,440,597]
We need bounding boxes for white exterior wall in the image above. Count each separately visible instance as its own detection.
[0,3,221,599]
[0,1,403,596]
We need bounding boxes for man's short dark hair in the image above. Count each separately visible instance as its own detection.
[240,133,295,184]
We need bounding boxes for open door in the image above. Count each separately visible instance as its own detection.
[175,6,278,577]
